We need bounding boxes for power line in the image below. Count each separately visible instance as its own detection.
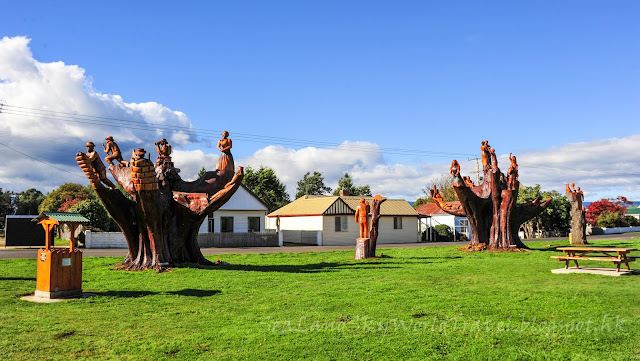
[0,141,85,179]
[1,103,477,158]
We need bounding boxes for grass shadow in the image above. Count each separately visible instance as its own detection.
[92,289,221,298]
[181,261,401,273]
[0,277,36,281]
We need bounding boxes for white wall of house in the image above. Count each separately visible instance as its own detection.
[266,215,324,231]
[268,214,418,246]
[421,214,456,230]
[321,215,359,245]
[377,216,419,244]
[199,210,267,233]
[198,185,268,233]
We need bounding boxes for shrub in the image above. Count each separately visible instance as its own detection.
[68,199,114,231]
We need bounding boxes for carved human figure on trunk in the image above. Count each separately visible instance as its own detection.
[217,131,234,185]
[155,138,172,162]
[463,176,474,187]
[354,198,370,238]
[507,153,518,190]
[450,160,460,177]
[85,142,116,188]
[130,148,147,166]
[481,140,491,170]
[103,136,127,166]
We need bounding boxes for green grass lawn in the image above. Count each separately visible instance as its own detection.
[1,239,639,360]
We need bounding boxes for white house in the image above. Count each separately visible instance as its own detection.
[415,202,469,242]
[266,195,419,246]
[198,184,269,234]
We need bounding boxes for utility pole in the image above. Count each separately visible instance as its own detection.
[468,157,481,184]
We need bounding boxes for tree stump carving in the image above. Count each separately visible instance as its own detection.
[76,136,243,271]
[566,183,587,245]
[431,141,552,250]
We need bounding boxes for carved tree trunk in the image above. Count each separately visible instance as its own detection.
[433,144,551,250]
[567,192,587,245]
[368,197,384,258]
[76,153,243,271]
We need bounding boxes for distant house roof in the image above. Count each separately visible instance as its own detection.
[415,202,461,216]
[33,212,90,223]
[627,207,640,215]
[268,195,418,217]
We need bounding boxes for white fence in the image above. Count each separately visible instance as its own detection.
[84,230,284,248]
[84,230,127,248]
[590,226,640,235]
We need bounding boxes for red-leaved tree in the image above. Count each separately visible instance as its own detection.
[585,197,630,226]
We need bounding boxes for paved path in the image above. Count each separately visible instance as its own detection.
[1,233,638,260]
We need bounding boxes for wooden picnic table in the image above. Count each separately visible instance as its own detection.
[551,246,638,272]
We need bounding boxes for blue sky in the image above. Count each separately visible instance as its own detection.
[1,1,639,201]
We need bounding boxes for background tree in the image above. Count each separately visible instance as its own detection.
[423,173,458,203]
[198,166,207,178]
[586,197,631,227]
[332,172,372,196]
[0,188,14,230]
[39,183,93,213]
[243,166,291,212]
[518,185,570,238]
[295,171,332,199]
[413,197,428,209]
[68,199,114,231]
[14,188,44,215]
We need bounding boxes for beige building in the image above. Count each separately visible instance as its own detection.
[266,195,419,246]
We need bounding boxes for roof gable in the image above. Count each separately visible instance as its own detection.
[269,195,417,217]
[218,184,268,211]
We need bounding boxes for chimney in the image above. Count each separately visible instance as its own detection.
[339,190,350,196]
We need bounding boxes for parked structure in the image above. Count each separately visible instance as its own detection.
[266,195,418,246]
[415,202,469,242]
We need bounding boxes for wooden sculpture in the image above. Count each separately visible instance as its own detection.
[431,141,552,250]
[76,137,243,271]
[155,138,172,162]
[103,136,128,166]
[566,182,587,245]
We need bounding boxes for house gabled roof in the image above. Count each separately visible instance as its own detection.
[267,196,346,217]
[339,196,418,216]
[267,195,418,217]
[416,202,461,216]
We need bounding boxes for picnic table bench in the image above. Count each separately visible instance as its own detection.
[551,246,638,272]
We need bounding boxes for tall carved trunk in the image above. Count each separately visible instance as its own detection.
[76,152,243,271]
[432,142,551,250]
[566,190,587,245]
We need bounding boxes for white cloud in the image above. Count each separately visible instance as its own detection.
[494,134,640,200]
[1,36,639,203]
[0,36,197,191]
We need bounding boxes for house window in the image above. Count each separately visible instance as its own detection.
[335,216,348,232]
[248,217,260,232]
[457,219,469,237]
[207,213,214,233]
[394,217,403,229]
[220,217,234,232]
